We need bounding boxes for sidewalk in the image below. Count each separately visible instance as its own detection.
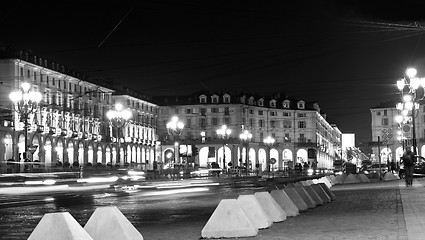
[399,178,425,240]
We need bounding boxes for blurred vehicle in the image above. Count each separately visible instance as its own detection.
[229,166,248,174]
[413,156,425,176]
[190,167,221,177]
[117,169,146,181]
[361,163,388,175]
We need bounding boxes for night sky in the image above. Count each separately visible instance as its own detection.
[2,1,425,149]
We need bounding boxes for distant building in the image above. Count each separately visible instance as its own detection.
[154,92,343,172]
[0,48,159,173]
[370,100,415,166]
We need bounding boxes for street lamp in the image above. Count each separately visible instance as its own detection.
[216,125,231,171]
[239,130,252,174]
[106,103,132,165]
[396,67,425,157]
[166,116,184,165]
[263,135,275,175]
[9,82,42,163]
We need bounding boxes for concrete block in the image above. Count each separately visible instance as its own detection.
[311,184,331,203]
[294,186,316,208]
[319,183,336,200]
[325,176,334,185]
[294,182,304,187]
[383,172,399,181]
[254,192,287,222]
[84,206,143,240]
[300,181,309,186]
[329,175,337,184]
[357,173,370,183]
[343,174,358,184]
[282,188,308,212]
[237,195,273,229]
[303,185,324,206]
[286,182,295,187]
[201,199,258,238]
[306,180,315,186]
[321,176,333,188]
[28,212,93,240]
[270,190,299,217]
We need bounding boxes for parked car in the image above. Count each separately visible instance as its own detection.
[190,167,221,177]
[413,161,425,176]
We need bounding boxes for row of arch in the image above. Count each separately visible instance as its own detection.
[3,133,156,169]
[162,145,333,171]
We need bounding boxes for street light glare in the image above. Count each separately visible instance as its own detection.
[115,103,123,111]
[21,82,31,92]
[406,67,417,78]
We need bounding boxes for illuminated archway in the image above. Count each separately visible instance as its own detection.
[270,148,279,170]
[55,139,64,163]
[3,134,13,160]
[296,149,307,163]
[87,144,94,164]
[78,142,84,165]
[282,149,293,168]
[97,146,102,164]
[249,148,256,170]
[44,138,52,167]
[67,141,74,163]
[258,148,266,171]
[217,146,232,168]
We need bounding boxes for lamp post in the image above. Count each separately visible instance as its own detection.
[9,82,42,164]
[263,135,275,176]
[239,130,252,175]
[106,103,132,165]
[166,116,184,166]
[396,67,424,157]
[216,125,231,171]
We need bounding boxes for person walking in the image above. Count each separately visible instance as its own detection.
[402,148,415,186]
[390,161,396,174]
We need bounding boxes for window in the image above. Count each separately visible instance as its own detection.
[200,108,206,116]
[299,134,306,142]
[27,69,30,78]
[298,121,306,128]
[249,118,253,127]
[258,110,263,115]
[186,108,191,114]
[200,118,206,129]
[382,118,389,126]
[258,119,264,127]
[259,132,263,142]
[212,118,218,126]
[186,119,192,128]
[212,96,218,103]
[283,100,290,108]
[223,95,230,103]
[250,109,254,114]
[298,112,306,117]
[376,111,381,116]
[270,111,276,116]
[270,120,276,128]
[283,120,291,128]
[224,107,230,115]
[283,112,291,117]
[258,99,264,106]
[211,108,218,113]
[284,133,291,142]
[383,110,387,116]
[297,101,305,109]
[20,67,24,77]
[270,100,276,107]
[224,117,230,125]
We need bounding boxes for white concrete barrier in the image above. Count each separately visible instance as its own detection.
[335,174,345,184]
[320,176,333,188]
[325,176,334,185]
[282,188,308,212]
[303,185,324,206]
[294,186,316,208]
[201,199,258,238]
[237,195,273,229]
[306,180,315,186]
[294,182,304,187]
[329,175,337,184]
[300,181,309,186]
[383,172,399,181]
[270,190,299,217]
[84,206,143,240]
[318,183,335,200]
[254,192,287,222]
[343,174,359,184]
[311,184,331,203]
[357,173,371,183]
[28,212,93,240]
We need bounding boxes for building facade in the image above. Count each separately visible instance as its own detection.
[370,100,425,166]
[155,92,342,172]
[0,49,159,173]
